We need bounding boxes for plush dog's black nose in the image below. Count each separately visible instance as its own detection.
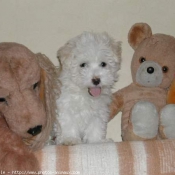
[147,67,154,74]
[92,78,100,85]
[27,125,42,136]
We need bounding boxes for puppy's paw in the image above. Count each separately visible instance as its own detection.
[101,138,114,143]
[83,137,113,144]
[57,137,82,146]
[63,137,82,146]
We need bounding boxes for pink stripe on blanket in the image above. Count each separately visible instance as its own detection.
[56,145,70,173]
[144,140,161,175]
[116,141,134,175]
[156,140,175,174]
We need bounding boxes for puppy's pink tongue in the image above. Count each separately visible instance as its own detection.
[89,87,101,97]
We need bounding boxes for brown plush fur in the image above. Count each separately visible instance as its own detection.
[110,23,175,141]
[128,23,152,50]
[0,43,60,173]
[0,117,40,172]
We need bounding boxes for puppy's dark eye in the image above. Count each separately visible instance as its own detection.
[80,63,86,68]
[100,62,107,67]
[33,82,39,90]
[162,66,168,73]
[0,98,7,105]
[139,57,146,63]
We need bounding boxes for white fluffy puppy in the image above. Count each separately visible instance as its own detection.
[55,32,121,145]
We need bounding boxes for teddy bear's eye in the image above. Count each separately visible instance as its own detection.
[139,57,146,63]
[80,63,86,68]
[162,66,168,73]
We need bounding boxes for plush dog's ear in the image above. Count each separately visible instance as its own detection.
[128,23,152,50]
[39,68,46,105]
[30,53,61,149]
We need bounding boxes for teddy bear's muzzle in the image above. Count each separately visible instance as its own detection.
[136,61,163,87]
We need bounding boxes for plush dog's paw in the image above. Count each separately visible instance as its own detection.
[131,101,159,139]
[160,104,175,139]
[1,150,39,173]
[56,137,82,146]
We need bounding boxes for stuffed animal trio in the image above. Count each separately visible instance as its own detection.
[0,23,175,172]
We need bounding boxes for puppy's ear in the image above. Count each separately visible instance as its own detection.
[114,41,122,62]
[128,23,152,50]
[101,32,122,63]
[57,42,73,68]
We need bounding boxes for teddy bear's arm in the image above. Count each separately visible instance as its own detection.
[167,79,175,104]
[109,91,124,120]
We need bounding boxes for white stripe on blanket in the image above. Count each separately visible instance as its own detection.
[41,145,57,174]
[69,142,119,175]
[130,142,147,175]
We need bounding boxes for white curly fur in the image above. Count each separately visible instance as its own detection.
[55,32,121,145]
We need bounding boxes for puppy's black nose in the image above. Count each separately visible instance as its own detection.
[147,67,154,74]
[92,78,100,85]
[27,125,42,136]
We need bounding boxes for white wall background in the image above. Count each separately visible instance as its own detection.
[1,0,175,142]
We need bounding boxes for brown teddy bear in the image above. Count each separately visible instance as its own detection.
[0,42,60,173]
[110,23,175,141]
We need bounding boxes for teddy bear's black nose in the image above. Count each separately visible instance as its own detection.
[92,78,101,85]
[27,125,42,136]
[147,67,154,74]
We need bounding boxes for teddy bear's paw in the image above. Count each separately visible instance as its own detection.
[56,136,82,146]
[131,101,159,139]
[160,104,175,139]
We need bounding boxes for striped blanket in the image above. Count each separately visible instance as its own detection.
[35,139,175,175]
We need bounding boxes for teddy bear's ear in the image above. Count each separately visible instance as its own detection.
[128,23,152,50]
